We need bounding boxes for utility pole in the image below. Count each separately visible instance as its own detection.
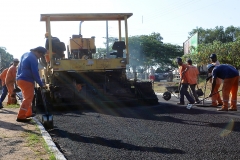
[106,20,109,58]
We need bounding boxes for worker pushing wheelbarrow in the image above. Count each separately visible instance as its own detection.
[163,58,204,103]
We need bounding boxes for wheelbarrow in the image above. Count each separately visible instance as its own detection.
[162,85,180,101]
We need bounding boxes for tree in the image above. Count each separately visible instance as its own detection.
[128,32,183,70]
[182,39,240,68]
[189,26,240,44]
[0,47,13,70]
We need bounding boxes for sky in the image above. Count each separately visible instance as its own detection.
[0,0,240,60]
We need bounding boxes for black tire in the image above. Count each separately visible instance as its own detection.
[163,92,171,101]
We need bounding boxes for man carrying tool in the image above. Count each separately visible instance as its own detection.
[16,46,47,122]
[207,64,239,111]
[187,59,201,104]
[208,53,223,107]
[177,58,195,105]
[0,66,11,108]
[5,58,19,105]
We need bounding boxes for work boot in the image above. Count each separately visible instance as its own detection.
[177,102,185,105]
[217,108,228,111]
[16,118,31,122]
[228,108,237,111]
[26,113,36,118]
[195,100,201,104]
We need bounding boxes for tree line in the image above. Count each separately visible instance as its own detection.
[184,26,240,68]
[0,47,14,71]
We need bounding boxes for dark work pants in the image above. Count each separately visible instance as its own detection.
[180,83,194,104]
[0,85,8,106]
[189,84,199,102]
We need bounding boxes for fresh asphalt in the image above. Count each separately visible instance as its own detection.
[36,94,240,160]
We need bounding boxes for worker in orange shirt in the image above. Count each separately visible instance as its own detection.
[0,66,11,108]
[177,58,195,105]
[6,59,19,105]
[186,59,201,104]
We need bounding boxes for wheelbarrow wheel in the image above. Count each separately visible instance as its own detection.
[163,91,171,101]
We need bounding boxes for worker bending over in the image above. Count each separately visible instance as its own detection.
[207,64,239,111]
[6,59,19,105]
[16,46,47,122]
[209,53,223,107]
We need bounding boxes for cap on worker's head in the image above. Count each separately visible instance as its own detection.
[187,59,192,63]
[207,64,215,70]
[13,58,19,62]
[209,53,217,59]
[30,46,47,55]
[176,57,182,63]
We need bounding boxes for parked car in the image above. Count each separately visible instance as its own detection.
[154,70,173,82]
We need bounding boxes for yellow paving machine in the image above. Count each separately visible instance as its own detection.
[35,13,158,108]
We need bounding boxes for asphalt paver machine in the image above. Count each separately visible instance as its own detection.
[36,13,158,109]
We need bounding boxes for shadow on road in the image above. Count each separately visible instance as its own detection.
[49,128,185,154]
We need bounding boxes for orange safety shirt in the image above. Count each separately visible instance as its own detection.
[179,64,189,83]
[0,68,9,86]
[5,66,17,84]
[187,65,199,85]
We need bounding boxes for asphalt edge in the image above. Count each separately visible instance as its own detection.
[32,117,66,160]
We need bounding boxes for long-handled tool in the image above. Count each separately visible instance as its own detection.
[186,90,222,109]
[41,88,53,129]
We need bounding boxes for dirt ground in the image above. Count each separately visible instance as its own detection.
[0,107,50,160]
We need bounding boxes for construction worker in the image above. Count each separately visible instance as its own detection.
[207,64,239,111]
[5,58,19,105]
[208,53,223,107]
[0,66,10,108]
[16,46,47,122]
[187,59,201,104]
[177,58,195,105]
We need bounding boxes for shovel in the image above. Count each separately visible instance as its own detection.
[186,90,222,109]
[41,88,53,129]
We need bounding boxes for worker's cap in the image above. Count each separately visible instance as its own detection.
[176,57,182,62]
[209,53,217,59]
[187,59,192,63]
[207,64,215,70]
[13,58,19,62]
[30,46,47,55]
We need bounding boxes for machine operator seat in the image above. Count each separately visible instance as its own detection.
[110,41,126,58]
[45,36,66,60]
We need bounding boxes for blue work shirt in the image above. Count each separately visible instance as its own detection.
[16,52,43,87]
[212,64,239,80]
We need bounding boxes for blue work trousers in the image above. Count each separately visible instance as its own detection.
[0,85,8,105]
[180,83,194,104]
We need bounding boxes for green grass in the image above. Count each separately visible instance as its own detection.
[23,121,56,160]
[4,104,20,108]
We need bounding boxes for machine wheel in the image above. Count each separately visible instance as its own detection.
[163,92,171,101]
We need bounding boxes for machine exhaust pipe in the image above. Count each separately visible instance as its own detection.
[79,21,84,36]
